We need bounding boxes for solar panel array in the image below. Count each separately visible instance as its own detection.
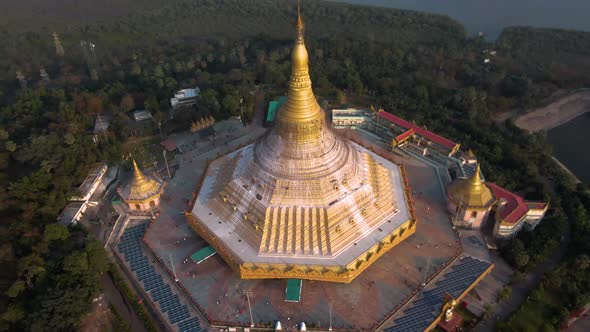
[385,256,491,332]
[118,224,206,332]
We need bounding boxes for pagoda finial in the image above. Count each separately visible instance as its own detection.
[275,0,322,124]
[470,163,483,188]
[132,159,147,183]
[296,0,304,39]
[129,159,162,199]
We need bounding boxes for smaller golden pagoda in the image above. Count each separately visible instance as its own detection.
[118,160,165,212]
[447,164,495,228]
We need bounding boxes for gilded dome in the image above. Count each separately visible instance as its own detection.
[119,160,164,202]
[448,164,495,209]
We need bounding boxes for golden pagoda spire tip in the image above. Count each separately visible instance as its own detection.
[470,163,482,185]
[296,0,304,40]
[132,159,145,181]
[275,0,321,124]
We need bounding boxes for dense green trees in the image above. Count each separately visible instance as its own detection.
[0,0,589,330]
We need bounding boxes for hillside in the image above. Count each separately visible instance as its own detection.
[0,0,466,81]
[497,26,590,89]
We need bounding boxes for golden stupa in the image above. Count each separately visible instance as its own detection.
[187,3,415,283]
[118,160,165,210]
[447,164,495,209]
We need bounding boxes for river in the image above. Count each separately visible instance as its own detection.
[547,113,590,185]
[330,0,590,40]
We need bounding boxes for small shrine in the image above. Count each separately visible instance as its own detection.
[437,294,463,332]
[117,160,165,213]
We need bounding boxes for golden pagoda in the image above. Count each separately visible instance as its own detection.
[447,164,495,227]
[118,160,165,212]
[186,2,415,283]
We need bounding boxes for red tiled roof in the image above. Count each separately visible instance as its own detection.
[160,138,177,152]
[395,128,415,143]
[377,111,458,150]
[487,183,529,225]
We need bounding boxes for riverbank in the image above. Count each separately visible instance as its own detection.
[514,90,590,132]
[551,156,582,184]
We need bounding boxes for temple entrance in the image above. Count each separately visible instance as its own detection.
[149,200,156,208]
[470,210,477,223]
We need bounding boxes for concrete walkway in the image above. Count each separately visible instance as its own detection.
[475,217,571,331]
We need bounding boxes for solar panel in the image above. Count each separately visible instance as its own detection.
[385,257,491,332]
[117,224,207,332]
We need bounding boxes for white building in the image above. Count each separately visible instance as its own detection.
[524,202,549,230]
[71,163,108,202]
[57,201,87,226]
[331,108,372,129]
[132,110,152,121]
[170,87,200,109]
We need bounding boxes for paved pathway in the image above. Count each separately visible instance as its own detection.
[475,217,571,331]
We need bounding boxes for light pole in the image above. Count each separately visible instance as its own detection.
[243,290,255,327]
[240,98,245,127]
[422,256,431,287]
[329,303,333,331]
[169,254,178,282]
[162,149,171,179]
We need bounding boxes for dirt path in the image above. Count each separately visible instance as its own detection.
[514,89,590,132]
[101,274,149,332]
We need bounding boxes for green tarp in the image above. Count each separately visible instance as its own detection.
[285,279,302,302]
[266,96,287,123]
[190,246,216,264]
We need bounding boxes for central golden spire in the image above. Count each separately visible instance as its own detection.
[276,0,322,124]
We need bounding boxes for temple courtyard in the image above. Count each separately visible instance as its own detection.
[137,120,471,329]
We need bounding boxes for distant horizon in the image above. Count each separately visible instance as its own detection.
[329,0,590,39]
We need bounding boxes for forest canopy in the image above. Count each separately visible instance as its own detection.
[0,0,590,331]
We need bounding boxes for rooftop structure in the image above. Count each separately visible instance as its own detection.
[171,87,201,109]
[93,115,110,134]
[187,5,415,283]
[117,161,165,212]
[265,96,287,124]
[377,110,460,156]
[445,161,548,238]
[57,201,87,226]
[447,164,495,228]
[72,163,108,202]
[488,182,549,238]
[161,138,179,152]
[133,110,153,121]
[190,115,215,133]
[447,164,495,210]
[386,256,492,332]
[331,108,373,129]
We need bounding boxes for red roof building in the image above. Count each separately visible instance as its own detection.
[160,138,178,152]
[394,128,415,145]
[487,182,548,239]
[377,110,460,154]
[487,183,528,225]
